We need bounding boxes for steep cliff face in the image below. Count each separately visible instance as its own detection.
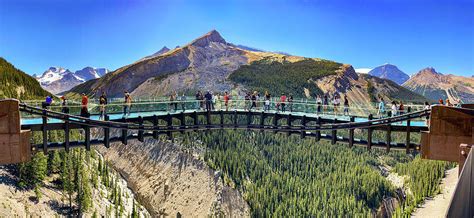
[95,136,250,217]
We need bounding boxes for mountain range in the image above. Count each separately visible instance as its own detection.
[402,67,474,103]
[67,30,429,105]
[36,66,108,94]
[368,64,410,85]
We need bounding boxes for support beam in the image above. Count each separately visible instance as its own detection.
[121,118,128,145]
[300,115,306,139]
[386,122,391,153]
[64,114,70,152]
[152,115,158,140]
[167,113,173,140]
[331,118,337,145]
[85,119,91,151]
[138,116,144,142]
[406,107,411,153]
[349,116,355,148]
[315,117,321,141]
[104,115,110,148]
[367,114,373,150]
[42,109,48,153]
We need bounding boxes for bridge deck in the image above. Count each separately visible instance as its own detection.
[21,108,427,127]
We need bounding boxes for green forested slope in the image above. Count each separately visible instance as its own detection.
[229,58,341,97]
[180,131,453,216]
[0,57,52,100]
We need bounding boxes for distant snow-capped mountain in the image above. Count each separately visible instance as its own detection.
[354,68,372,74]
[36,66,109,94]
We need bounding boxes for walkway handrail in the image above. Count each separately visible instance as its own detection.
[20,103,430,132]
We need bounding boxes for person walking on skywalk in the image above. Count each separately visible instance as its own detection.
[80,93,90,118]
[343,96,349,116]
[123,91,132,118]
[180,93,186,111]
[377,98,385,118]
[205,91,213,111]
[99,92,108,120]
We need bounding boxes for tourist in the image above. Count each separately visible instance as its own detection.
[42,95,53,109]
[211,91,217,110]
[377,98,385,117]
[438,99,444,105]
[123,91,132,117]
[195,91,201,110]
[343,96,349,116]
[280,93,287,112]
[224,91,230,111]
[264,91,271,112]
[323,94,328,113]
[316,95,322,114]
[180,93,186,111]
[424,101,431,126]
[399,101,405,115]
[205,91,212,111]
[169,92,177,111]
[250,91,257,111]
[333,95,340,115]
[214,92,220,110]
[99,92,107,120]
[445,99,453,107]
[81,93,89,118]
[60,96,69,114]
[391,101,398,117]
[288,94,294,112]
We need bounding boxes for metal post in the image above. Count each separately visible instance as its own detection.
[315,117,321,141]
[138,116,144,142]
[85,119,91,151]
[287,114,292,136]
[273,113,278,134]
[368,114,373,150]
[220,110,224,128]
[260,111,265,132]
[152,115,158,140]
[167,113,173,140]
[42,109,48,153]
[64,114,70,152]
[233,110,238,129]
[386,122,391,153]
[331,118,337,145]
[180,112,186,133]
[300,115,306,139]
[406,107,411,153]
[104,115,110,148]
[349,116,354,148]
[121,118,128,145]
[247,110,252,128]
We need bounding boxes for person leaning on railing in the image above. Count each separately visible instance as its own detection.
[99,91,107,120]
[60,96,69,114]
[80,93,90,118]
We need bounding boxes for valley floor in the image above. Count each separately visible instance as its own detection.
[411,166,458,218]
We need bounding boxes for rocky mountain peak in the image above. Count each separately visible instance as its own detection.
[368,63,409,85]
[190,29,226,47]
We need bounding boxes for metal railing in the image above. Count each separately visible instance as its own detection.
[446,146,474,217]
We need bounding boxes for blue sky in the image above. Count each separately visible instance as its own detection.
[0,0,473,77]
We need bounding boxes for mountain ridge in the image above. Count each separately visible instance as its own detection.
[66,30,429,105]
[403,67,474,103]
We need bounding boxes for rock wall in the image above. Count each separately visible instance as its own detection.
[95,136,250,217]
